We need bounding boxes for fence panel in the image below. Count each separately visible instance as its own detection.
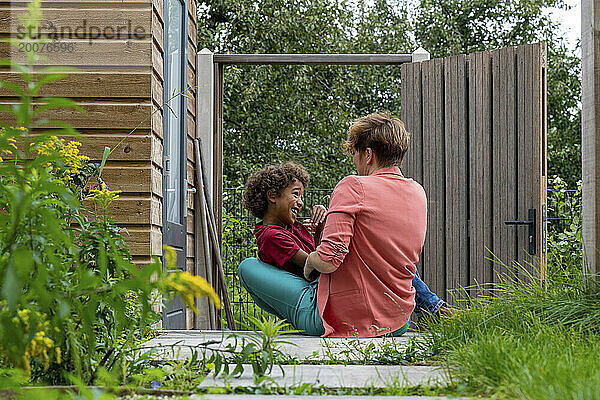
[401,43,547,301]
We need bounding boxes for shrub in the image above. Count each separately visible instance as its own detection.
[0,1,220,386]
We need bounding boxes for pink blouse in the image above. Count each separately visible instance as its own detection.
[316,167,427,338]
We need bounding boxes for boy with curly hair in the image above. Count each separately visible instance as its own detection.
[243,162,325,279]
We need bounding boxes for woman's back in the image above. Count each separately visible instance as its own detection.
[316,166,427,337]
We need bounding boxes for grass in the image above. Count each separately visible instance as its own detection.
[420,252,600,399]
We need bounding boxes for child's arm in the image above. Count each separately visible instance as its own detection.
[290,249,320,281]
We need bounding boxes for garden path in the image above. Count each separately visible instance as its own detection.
[143,330,451,391]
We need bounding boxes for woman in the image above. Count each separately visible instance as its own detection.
[238,112,432,337]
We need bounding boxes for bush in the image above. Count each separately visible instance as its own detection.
[0,2,220,386]
[547,175,582,278]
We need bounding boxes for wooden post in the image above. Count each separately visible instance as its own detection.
[195,49,217,328]
[582,0,600,274]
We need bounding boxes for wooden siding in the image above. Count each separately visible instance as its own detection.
[0,0,156,262]
[0,0,199,328]
[401,44,547,302]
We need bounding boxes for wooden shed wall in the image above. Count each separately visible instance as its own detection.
[0,0,200,329]
[0,0,159,265]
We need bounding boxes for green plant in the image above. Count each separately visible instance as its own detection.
[547,175,582,278]
[242,315,299,374]
[0,1,220,388]
[420,256,600,399]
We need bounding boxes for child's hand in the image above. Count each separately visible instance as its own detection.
[302,205,327,233]
[310,205,327,226]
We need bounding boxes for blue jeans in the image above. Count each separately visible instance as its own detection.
[237,258,438,336]
[412,269,445,317]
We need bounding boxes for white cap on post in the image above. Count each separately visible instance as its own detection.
[412,47,430,62]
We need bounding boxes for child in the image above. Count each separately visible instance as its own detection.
[242,162,325,280]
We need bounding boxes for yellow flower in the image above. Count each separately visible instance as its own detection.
[0,128,20,162]
[164,272,221,313]
[4,308,60,376]
[55,346,61,364]
[34,135,90,180]
[163,245,177,269]
[90,183,122,214]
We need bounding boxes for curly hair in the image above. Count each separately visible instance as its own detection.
[243,162,310,219]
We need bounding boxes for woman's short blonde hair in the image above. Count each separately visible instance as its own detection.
[343,112,410,167]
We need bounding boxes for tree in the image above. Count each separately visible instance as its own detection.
[414,0,581,186]
[198,0,414,188]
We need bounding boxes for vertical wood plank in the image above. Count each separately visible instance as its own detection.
[469,50,494,294]
[444,56,454,299]
[420,60,432,291]
[421,58,446,297]
[516,44,532,279]
[491,47,518,284]
[539,43,548,278]
[530,43,542,278]
[435,58,447,299]
[491,49,504,284]
[413,62,424,185]
[521,43,546,280]
[445,55,469,303]
[401,63,414,179]
[581,0,600,274]
[402,62,425,278]
[505,46,518,280]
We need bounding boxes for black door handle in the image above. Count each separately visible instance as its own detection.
[504,208,536,255]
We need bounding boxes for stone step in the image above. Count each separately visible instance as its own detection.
[142,330,423,362]
[198,364,448,389]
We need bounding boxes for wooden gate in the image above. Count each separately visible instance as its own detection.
[400,43,547,301]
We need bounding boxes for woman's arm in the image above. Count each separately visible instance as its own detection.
[304,176,364,280]
[303,251,337,280]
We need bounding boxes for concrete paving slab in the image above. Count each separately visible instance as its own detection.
[198,364,448,389]
[142,330,424,362]
[193,396,462,400]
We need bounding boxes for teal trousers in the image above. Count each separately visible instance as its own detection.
[237,258,409,337]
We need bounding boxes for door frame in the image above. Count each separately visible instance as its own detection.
[162,0,188,329]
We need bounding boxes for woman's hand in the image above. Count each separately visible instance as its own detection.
[303,260,315,281]
[302,205,327,233]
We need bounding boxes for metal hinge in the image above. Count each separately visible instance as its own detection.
[542,203,547,254]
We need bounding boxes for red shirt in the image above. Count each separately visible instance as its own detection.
[316,167,427,338]
[255,221,316,277]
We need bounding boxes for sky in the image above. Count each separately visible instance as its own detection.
[548,0,580,53]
